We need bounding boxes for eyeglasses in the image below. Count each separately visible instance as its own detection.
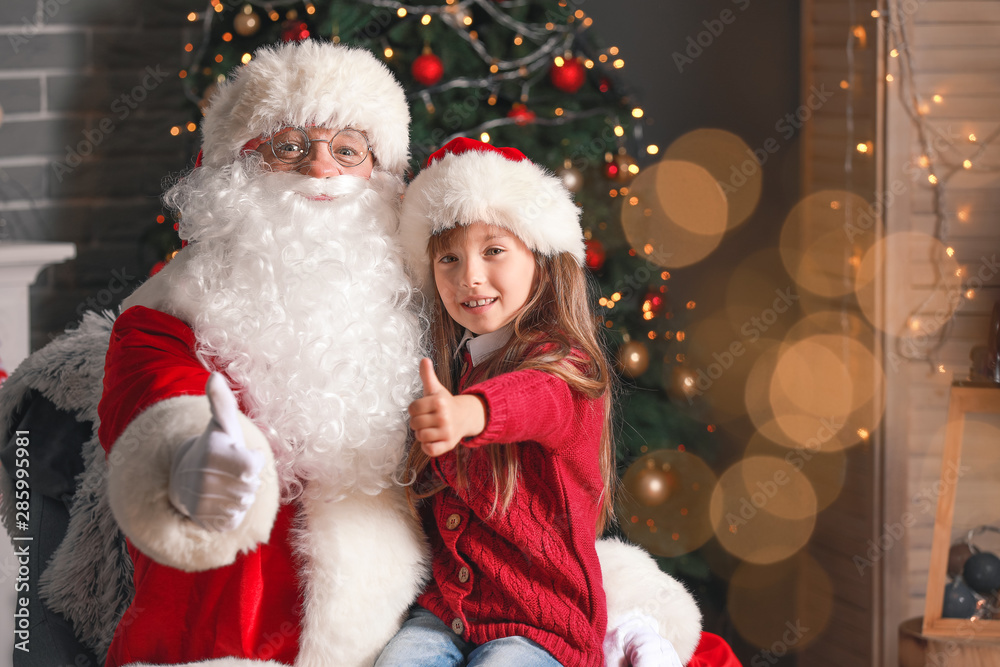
[261,127,372,168]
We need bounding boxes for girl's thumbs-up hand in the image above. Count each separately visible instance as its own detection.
[408,358,486,458]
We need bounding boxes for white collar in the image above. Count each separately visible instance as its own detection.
[457,324,514,367]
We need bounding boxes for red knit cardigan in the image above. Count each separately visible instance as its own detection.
[417,360,607,667]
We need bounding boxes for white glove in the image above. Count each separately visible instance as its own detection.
[168,373,264,532]
[604,612,684,667]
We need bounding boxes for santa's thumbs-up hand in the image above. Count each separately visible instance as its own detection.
[408,358,486,458]
[168,373,265,532]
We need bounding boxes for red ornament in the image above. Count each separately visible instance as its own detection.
[506,103,536,126]
[598,77,610,93]
[550,57,586,93]
[603,160,620,180]
[412,53,444,86]
[280,20,310,42]
[585,239,606,271]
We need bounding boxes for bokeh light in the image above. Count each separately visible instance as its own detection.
[770,338,854,445]
[780,190,876,298]
[744,431,846,513]
[664,128,763,230]
[681,315,770,423]
[710,456,817,564]
[621,160,728,268]
[855,230,961,340]
[781,312,887,445]
[619,449,717,557]
[723,248,798,341]
[727,552,833,651]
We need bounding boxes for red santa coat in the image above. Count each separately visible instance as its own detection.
[99,306,302,664]
[96,305,732,667]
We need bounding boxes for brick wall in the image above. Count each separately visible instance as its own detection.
[0,0,202,353]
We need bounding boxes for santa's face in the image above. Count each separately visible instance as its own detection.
[253,126,376,180]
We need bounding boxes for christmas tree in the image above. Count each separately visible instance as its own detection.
[162,0,726,621]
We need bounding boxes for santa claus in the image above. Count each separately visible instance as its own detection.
[1,40,721,667]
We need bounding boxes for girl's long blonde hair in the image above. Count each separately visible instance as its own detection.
[405,225,617,533]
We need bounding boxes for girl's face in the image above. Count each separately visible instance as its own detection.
[432,222,537,336]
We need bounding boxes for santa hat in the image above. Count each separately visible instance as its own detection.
[200,40,410,174]
[398,137,584,291]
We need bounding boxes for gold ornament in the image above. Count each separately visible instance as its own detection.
[618,340,650,377]
[556,162,583,193]
[234,6,262,36]
[625,457,675,507]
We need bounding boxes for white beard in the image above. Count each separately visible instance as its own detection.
[161,161,425,501]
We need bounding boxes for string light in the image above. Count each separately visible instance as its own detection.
[397,7,406,17]
[421,14,431,25]
[647,145,659,155]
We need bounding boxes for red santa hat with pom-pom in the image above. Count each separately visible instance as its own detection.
[398,137,585,292]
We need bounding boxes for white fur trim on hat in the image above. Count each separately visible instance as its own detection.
[398,140,584,291]
[200,40,410,174]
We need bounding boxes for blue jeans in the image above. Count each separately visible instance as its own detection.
[375,606,564,667]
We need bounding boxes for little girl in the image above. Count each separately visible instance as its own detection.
[376,137,616,667]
